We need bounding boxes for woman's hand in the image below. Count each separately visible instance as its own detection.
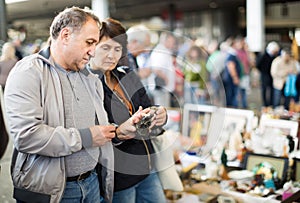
[117,106,150,140]
[150,106,167,128]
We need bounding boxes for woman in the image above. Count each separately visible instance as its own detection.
[271,48,298,109]
[223,38,242,108]
[0,42,17,162]
[0,42,18,88]
[89,18,167,203]
[183,45,208,104]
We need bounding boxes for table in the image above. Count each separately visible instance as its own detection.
[167,182,281,203]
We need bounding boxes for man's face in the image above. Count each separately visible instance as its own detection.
[165,35,177,52]
[62,17,100,71]
[282,52,291,63]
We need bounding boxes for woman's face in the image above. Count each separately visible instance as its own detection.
[188,49,199,62]
[92,36,123,72]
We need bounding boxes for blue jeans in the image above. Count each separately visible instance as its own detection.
[112,172,166,203]
[239,88,248,109]
[210,76,221,100]
[224,82,239,108]
[273,88,282,108]
[184,82,206,104]
[260,74,273,107]
[61,171,101,203]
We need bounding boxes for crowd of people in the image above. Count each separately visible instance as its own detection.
[1,5,300,203]
[2,22,300,111]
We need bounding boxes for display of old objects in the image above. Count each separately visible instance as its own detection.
[182,106,253,163]
[166,104,300,203]
[250,114,299,157]
[178,104,300,164]
[207,108,255,165]
[222,153,290,199]
[251,162,278,190]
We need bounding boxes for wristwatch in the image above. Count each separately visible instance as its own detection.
[111,123,122,143]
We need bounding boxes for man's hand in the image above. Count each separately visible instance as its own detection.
[89,125,116,147]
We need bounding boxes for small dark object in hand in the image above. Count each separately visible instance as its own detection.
[135,113,153,136]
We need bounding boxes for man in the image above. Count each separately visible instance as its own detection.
[147,32,177,107]
[235,36,252,109]
[4,7,143,203]
[223,37,242,108]
[256,41,280,107]
[126,24,153,96]
[126,24,151,73]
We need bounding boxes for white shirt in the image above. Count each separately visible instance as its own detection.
[148,43,176,92]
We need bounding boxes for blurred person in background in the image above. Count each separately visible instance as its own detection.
[256,41,280,108]
[235,36,252,109]
[126,24,151,74]
[147,32,177,107]
[0,42,18,162]
[12,38,24,60]
[206,40,228,106]
[0,42,16,171]
[126,24,154,100]
[222,37,242,108]
[183,45,208,104]
[0,42,18,89]
[271,48,298,109]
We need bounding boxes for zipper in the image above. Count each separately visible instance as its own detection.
[142,138,152,171]
[111,72,151,171]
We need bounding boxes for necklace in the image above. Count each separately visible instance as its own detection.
[66,71,82,102]
[105,73,133,115]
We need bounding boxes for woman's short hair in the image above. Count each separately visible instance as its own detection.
[100,18,128,66]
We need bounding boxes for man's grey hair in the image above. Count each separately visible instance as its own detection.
[266,41,280,54]
[126,24,151,44]
[50,6,101,40]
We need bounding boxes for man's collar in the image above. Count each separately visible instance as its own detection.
[38,46,51,59]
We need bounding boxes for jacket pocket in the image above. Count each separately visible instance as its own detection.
[12,152,64,195]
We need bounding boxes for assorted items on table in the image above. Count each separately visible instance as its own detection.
[163,104,300,202]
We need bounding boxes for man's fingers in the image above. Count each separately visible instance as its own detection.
[105,131,115,139]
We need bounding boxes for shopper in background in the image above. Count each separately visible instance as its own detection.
[126,24,154,99]
[12,38,24,60]
[222,37,242,108]
[183,45,208,104]
[0,42,18,89]
[271,48,298,109]
[206,40,228,106]
[89,18,167,203]
[256,41,280,108]
[0,42,17,168]
[126,24,151,74]
[235,36,252,109]
[147,32,177,107]
[4,7,143,203]
[0,79,8,174]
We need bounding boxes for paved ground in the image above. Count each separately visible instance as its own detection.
[246,86,263,113]
[0,86,262,202]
